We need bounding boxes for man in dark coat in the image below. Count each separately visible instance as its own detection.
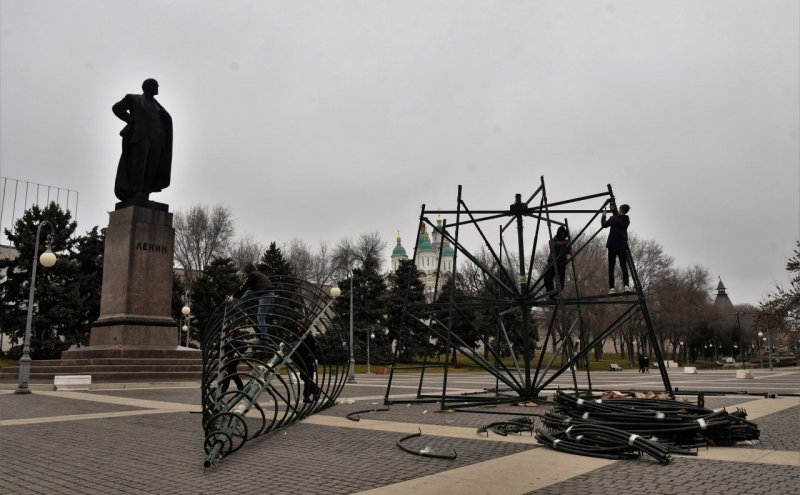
[219,331,248,395]
[543,226,571,298]
[112,78,173,202]
[292,318,320,404]
[601,203,631,294]
[229,264,275,343]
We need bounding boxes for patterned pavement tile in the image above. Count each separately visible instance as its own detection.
[1,411,534,495]
[525,457,800,495]
[753,405,800,452]
[1,393,147,420]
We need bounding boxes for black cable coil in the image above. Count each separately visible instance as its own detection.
[536,391,759,462]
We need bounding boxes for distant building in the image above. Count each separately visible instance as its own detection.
[390,218,455,300]
[713,278,734,313]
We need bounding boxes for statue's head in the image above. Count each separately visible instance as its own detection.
[142,78,159,96]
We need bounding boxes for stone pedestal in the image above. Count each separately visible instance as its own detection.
[88,204,177,348]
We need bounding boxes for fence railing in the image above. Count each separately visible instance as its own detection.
[0,177,78,245]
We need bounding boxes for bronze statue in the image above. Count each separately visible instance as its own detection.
[112,78,173,202]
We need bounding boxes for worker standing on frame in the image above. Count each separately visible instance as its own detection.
[601,203,632,294]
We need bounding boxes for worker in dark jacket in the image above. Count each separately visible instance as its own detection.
[601,203,631,294]
[219,331,248,395]
[544,226,571,298]
[292,318,320,404]
[228,264,275,343]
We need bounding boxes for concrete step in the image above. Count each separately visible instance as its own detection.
[25,358,203,367]
[0,370,203,383]
[61,347,202,360]
[0,364,204,374]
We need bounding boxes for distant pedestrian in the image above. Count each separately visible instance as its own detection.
[601,203,631,294]
[638,354,645,374]
[643,355,650,373]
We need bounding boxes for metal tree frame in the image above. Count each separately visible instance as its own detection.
[383,177,673,409]
[201,276,349,467]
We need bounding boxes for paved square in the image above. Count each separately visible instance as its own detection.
[1,368,798,494]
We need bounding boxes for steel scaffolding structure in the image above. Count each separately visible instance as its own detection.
[383,177,673,409]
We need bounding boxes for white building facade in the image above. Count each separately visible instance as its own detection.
[391,218,455,300]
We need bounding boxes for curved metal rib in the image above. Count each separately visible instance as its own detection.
[201,277,349,466]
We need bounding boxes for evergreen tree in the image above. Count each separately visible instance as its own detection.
[382,259,428,362]
[435,273,479,365]
[258,242,294,278]
[190,257,241,338]
[71,226,105,347]
[334,261,388,363]
[0,203,82,359]
[473,269,527,360]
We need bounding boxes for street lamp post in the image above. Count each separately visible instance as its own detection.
[758,328,774,371]
[347,270,356,383]
[15,221,57,394]
[181,295,191,347]
[366,328,375,375]
[734,311,745,369]
[766,330,774,371]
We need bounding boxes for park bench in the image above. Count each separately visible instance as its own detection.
[609,363,623,372]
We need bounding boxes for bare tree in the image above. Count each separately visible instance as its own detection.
[331,231,387,277]
[173,204,234,290]
[649,264,713,362]
[757,241,800,355]
[308,242,334,287]
[227,235,264,270]
[460,247,492,295]
[286,237,313,281]
[279,238,338,288]
[628,235,674,294]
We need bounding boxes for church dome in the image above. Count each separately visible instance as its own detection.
[416,226,436,252]
[441,242,455,257]
[417,233,435,252]
[392,233,407,258]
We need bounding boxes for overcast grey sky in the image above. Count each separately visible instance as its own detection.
[1,0,798,305]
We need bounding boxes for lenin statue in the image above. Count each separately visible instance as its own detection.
[112,78,173,202]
